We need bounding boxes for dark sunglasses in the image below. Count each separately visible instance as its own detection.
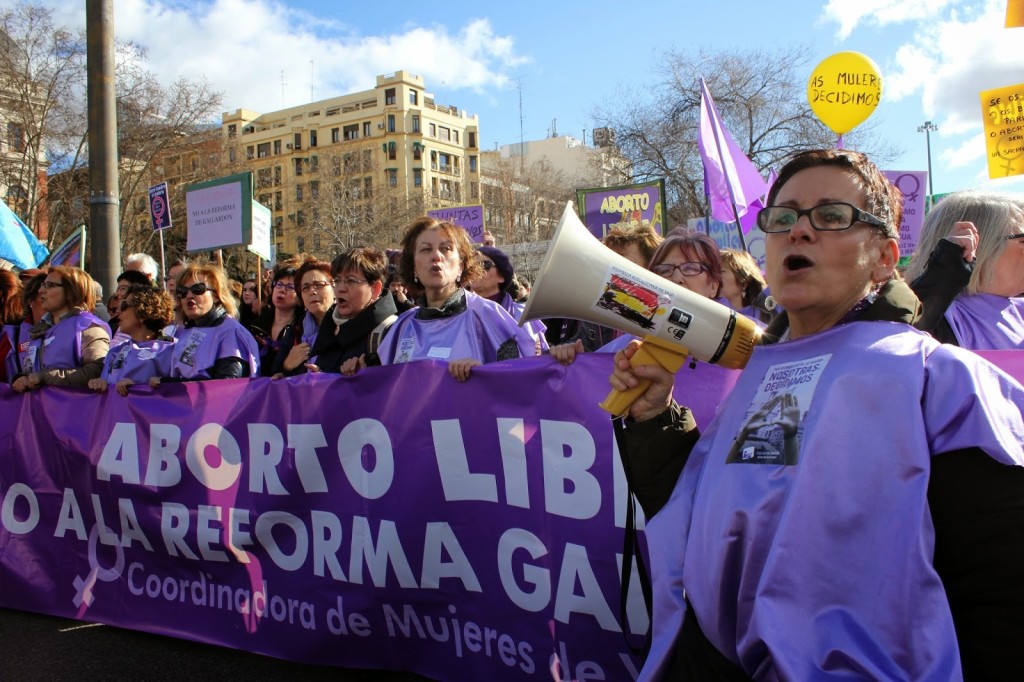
[175,282,210,298]
[119,299,134,312]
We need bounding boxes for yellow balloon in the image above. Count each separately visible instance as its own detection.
[807,52,883,135]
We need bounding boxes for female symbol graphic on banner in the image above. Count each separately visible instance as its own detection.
[148,182,172,232]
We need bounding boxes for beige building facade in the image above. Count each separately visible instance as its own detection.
[221,71,480,256]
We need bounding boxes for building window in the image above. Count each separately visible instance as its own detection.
[413,168,422,187]
[274,166,282,186]
[469,155,477,172]
[310,180,319,198]
[296,184,304,201]
[364,177,373,198]
[343,124,358,141]
[363,121,371,137]
[297,236,305,252]
[257,168,272,188]
[246,145,254,160]
[386,169,398,187]
[438,126,451,142]
[297,210,305,227]
[387,114,396,133]
[310,155,318,173]
[331,127,340,143]
[362,149,373,171]
[413,144,422,161]
[310,130,317,147]
[273,139,281,155]
[470,181,479,199]
[313,234,321,251]
[385,88,396,105]
[468,132,477,148]
[429,123,436,137]
[295,158,303,176]
[227,123,237,139]
[259,193,272,208]
[412,115,420,133]
[228,147,236,163]
[6,123,25,152]
[453,130,459,144]
[275,191,282,210]
[409,90,418,105]
[388,141,397,161]
[294,133,302,149]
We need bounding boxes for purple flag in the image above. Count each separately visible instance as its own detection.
[698,78,768,223]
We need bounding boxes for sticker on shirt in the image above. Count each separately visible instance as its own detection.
[395,336,417,364]
[137,348,157,361]
[22,345,37,372]
[426,346,451,359]
[110,345,131,370]
[177,330,207,368]
[594,265,674,334]
[726,353,832,466]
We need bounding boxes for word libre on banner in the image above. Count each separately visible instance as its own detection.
[0,354,744,681]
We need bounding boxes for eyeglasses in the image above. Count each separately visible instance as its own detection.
[1007,233,1024,241]
[481,260,495,271]
[652,262,708,278]
[757,202,887,233]
[300,280,332,293]
[273,281,296,291]
[333,276,368,288]
[41,280,65,289]
[175,282,210,298]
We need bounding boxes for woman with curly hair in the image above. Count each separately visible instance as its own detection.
[89,284,176,395]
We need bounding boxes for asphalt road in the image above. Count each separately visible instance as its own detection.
[0,607,435,681]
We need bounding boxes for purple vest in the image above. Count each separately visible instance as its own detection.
[944,293,1024,350]
[499,292,549,353]
[31,311,110,372]
[3,322,33,378]
[642,322,1024,681]
[378,291,538,365]
[101,337,177,383]
[170,317,260,379]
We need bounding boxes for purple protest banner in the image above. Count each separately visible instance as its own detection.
[427,204,485,242]
[883,170,928,262]
[0,354,737,680]
[576,181,667,239]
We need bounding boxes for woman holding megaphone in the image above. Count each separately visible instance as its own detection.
[612,149,1024,680]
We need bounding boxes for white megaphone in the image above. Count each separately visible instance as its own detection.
[521,203,761,416]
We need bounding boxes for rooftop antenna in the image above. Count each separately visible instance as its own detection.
[551,117,557,138]
[516,79,525,172]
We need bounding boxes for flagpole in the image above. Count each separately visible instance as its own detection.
[707,116,748,252]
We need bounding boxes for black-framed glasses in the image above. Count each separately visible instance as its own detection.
[481,260,495,271]
[652,262,708,278]
[40,280,65,289]
[300,280,332,293]
[273,281,296,291]
[757,202,887,233]
[333,276,368,288]
[1007,233,1024,241]
[175,282,210,298]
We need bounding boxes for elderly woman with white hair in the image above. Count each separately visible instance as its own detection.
[906,190,1024,349]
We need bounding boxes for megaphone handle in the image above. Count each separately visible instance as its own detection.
[599,336,690,417]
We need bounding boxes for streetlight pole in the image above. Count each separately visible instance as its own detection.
[917,121,938,211]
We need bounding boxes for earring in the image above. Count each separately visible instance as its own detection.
[414,275,419,284]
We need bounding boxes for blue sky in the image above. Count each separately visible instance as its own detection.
[28,0,1024,196]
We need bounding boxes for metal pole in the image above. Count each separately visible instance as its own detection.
[86,0,121,296]
[917,121,938,211]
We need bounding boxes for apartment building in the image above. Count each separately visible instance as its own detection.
[221,71,480,256]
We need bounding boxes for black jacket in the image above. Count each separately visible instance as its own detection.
[621,279,1024,680]
[910,238,973,345]
[306,294,399,374]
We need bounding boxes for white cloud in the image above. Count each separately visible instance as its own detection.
[939,132,985,169]
[819,0,958,39]
[36,0,526,120]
